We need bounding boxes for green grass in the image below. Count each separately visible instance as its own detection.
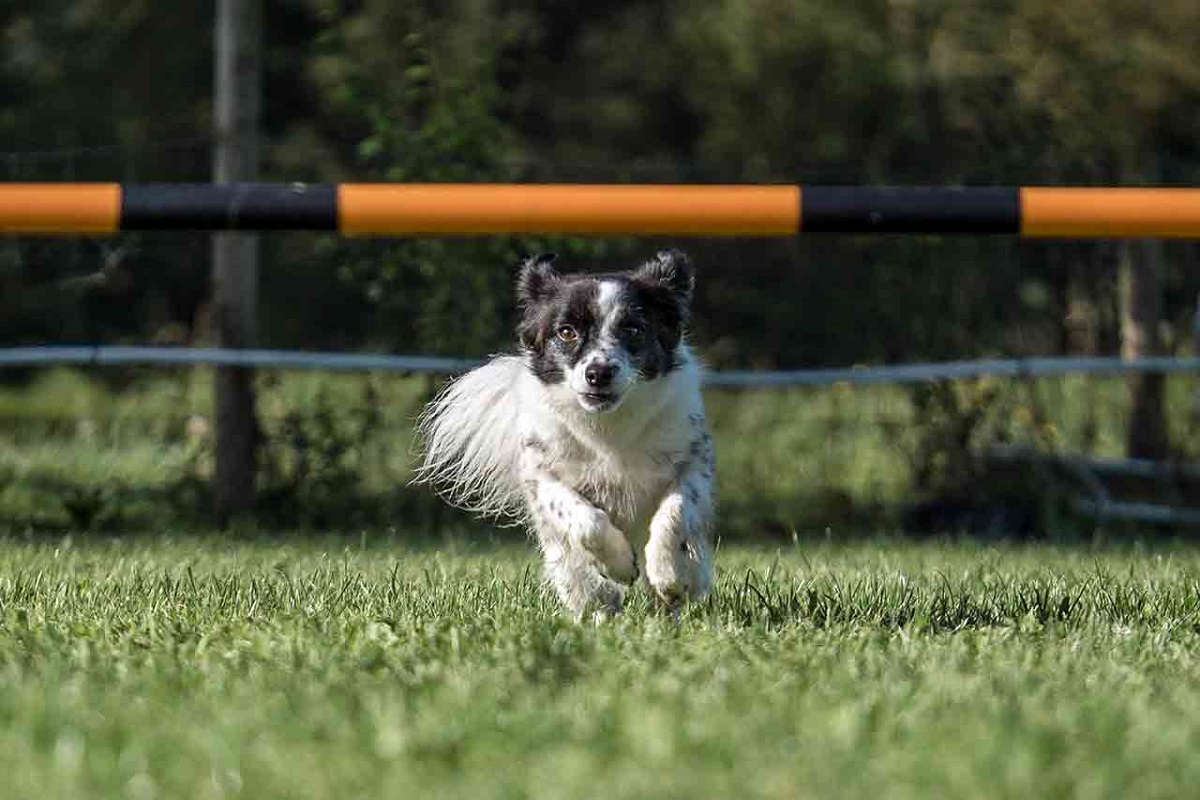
[2,532,1200,798]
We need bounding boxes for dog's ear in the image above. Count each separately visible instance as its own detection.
[633,249,694,305]
[517,253,559,307]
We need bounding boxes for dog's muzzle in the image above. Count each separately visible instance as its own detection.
[575,357,626,412]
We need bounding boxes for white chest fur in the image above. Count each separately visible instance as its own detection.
[519,348,704,542]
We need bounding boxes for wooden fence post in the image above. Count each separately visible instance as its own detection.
[212,0,261,524]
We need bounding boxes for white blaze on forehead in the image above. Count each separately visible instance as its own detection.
[568,279,635,404]
[596,280,623,326]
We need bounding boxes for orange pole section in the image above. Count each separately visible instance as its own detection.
[1022,187,1200,238]
[0,183,121,234]
[339,184,800,235]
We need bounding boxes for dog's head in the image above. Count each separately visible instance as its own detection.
[516,250,694,413]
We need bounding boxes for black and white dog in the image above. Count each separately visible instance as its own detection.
[416,250,714,620]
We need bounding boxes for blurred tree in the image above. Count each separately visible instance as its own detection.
[287,1,524,355]
[0,0,212,365]
[0,0,211,169]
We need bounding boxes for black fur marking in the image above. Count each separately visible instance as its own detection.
[659,449,686,468]
[561,282,601,369]
[634,250,694,305]
[517,254,559,307]
[574,484,600,508]
[624,285,687,378]
[521,436,548,453]
[687,434,715,472]
[519,277,600,384]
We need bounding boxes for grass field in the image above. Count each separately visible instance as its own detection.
[2,532,1200,799]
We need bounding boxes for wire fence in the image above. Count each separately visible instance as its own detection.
[3,346,1200,387]
[3,350,1200,536]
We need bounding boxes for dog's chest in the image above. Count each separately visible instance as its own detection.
[546,420,686,525]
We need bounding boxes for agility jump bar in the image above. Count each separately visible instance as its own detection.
[3,183,1200,237]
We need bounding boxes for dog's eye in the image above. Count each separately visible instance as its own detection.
[622,323,643,338]
[556,325,579,342]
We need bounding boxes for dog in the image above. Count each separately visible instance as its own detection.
[415,250,715,620]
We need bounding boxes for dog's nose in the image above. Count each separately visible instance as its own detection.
[584,362,617,388]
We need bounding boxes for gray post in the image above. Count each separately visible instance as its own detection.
[212,0,261,524]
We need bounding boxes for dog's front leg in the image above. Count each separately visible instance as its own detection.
[524,473,638,619]
[645,433,715,610]
[529,477,638,582]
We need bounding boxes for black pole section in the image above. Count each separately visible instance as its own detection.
[121,183,338,231]
[801,186,1020,233]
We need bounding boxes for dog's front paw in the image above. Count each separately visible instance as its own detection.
[645,535,711,609]
[579,510,639,585]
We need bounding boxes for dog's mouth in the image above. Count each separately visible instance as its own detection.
[577,391,623,413]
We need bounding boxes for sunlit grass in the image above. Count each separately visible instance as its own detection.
[1,533,1199,798]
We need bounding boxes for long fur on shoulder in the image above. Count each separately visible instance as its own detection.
[413,355,529,523]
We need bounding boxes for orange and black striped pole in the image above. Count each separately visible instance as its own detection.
[2,183,1200,237]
